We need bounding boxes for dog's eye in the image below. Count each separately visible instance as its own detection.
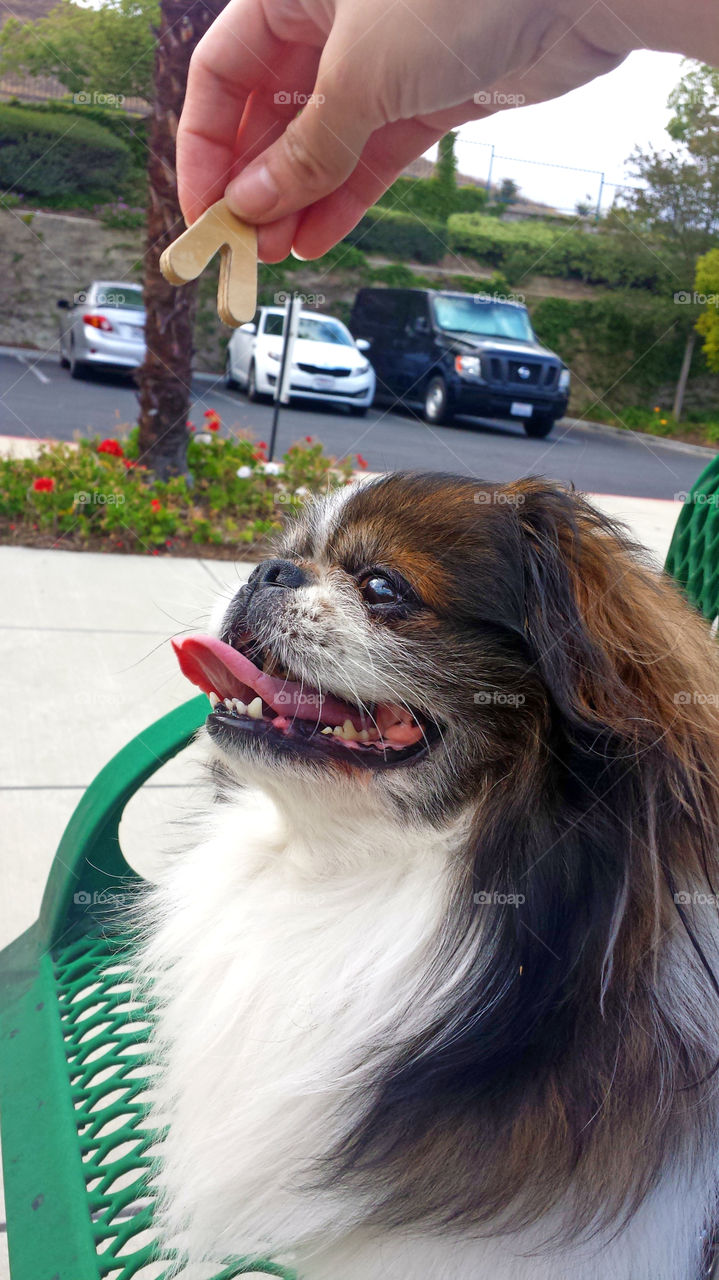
[359,574,405,606]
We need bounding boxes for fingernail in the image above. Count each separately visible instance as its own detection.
[226,162,279,219]
[291,247,309,261]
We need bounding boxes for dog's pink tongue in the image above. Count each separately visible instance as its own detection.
[172,634,363,728]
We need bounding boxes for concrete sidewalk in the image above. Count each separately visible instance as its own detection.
[0,492,679,1278]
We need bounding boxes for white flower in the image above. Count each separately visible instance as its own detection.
[236,465,252,479]
[295,485,309,497]
[263,461,280,475]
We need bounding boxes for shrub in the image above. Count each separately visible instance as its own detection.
[0,103,131,198]
[0,427,365,553]
[377,175,488,221]
[447,213,672,289]
[344,207,446,263]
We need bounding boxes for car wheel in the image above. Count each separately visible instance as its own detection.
[423,376,453,425]
[523,414,555,439]
[69,340,87,380]
[59,338,70,370]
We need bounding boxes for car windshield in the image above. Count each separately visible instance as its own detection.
[431,295,533,342]
[264,313,354,346]
[94,286,144,311]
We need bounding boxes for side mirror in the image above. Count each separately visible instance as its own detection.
[240,321,256,335]
[57,299,70,309]
[355,337,370,351]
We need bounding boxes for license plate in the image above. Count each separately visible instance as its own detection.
[510,401,533,418]
[313,375,334,390]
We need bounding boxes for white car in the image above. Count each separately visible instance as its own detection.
[225,307,375,416]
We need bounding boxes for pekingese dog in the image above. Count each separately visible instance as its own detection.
[141,472,719,1280]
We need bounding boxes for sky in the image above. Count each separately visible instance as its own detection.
[436,50,690,215]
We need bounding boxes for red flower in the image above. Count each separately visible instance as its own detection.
[207,419,220,431]
[252,449,266,462]
[122,458,136,470]
[9,523,16,530]
[258,441,267,448]
[33,476,55,492]
[97,438,124,457]
[150,498,162,512]
[305,435,313,443]
[357,453,368,469]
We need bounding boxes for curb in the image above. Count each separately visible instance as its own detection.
[562,415,716,460]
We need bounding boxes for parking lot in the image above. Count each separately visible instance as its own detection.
[0,347,712,500]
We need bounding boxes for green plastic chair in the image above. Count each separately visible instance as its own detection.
[665,452,719,622]
[0,693,294,1280]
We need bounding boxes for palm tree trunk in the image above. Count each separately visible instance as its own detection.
[137,0,226,478]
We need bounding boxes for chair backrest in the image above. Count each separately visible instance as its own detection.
[665,453,719,623]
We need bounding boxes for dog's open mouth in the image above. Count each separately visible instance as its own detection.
[172,634,435,768]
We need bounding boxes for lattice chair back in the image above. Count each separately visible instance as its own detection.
[665,453,719,625]
[0,695,294,1280]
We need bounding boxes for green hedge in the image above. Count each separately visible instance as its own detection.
[0,103,132,198]
[344,207,446,263]
[529,294,701,403]
[378,175,488,221]
[447,213,672,289]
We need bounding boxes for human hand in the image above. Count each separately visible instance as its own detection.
[176,0,699,262]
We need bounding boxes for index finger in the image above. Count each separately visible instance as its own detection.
[177,0,283,224]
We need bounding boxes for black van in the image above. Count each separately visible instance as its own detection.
[349,288,570,438]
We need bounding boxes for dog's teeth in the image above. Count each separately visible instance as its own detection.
[247,697,263,719]
[208,692,220,709]
[342,719,358,741]
[321,726,333,735]
[332,725,344,738]
[358,729,370,742]
[224,698,233,711]
[234,699,247,715]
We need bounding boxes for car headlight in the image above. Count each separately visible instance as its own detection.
[356,360,370,374]
[559,368,571,392]
[455,354,482,378]
[267,350,281,363]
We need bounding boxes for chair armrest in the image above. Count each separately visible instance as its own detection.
[39,694,208,949]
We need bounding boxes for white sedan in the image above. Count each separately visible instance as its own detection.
[225,307,375,416]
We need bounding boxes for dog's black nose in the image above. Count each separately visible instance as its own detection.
[249,558,309,590]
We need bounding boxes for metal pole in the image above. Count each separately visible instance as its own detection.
[267,293,294,462]
[485,144,495,196]
[595,172,605,223]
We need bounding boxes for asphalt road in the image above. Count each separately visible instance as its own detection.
[0,349,712,499]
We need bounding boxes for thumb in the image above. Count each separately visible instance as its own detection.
[225,63,375,223]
